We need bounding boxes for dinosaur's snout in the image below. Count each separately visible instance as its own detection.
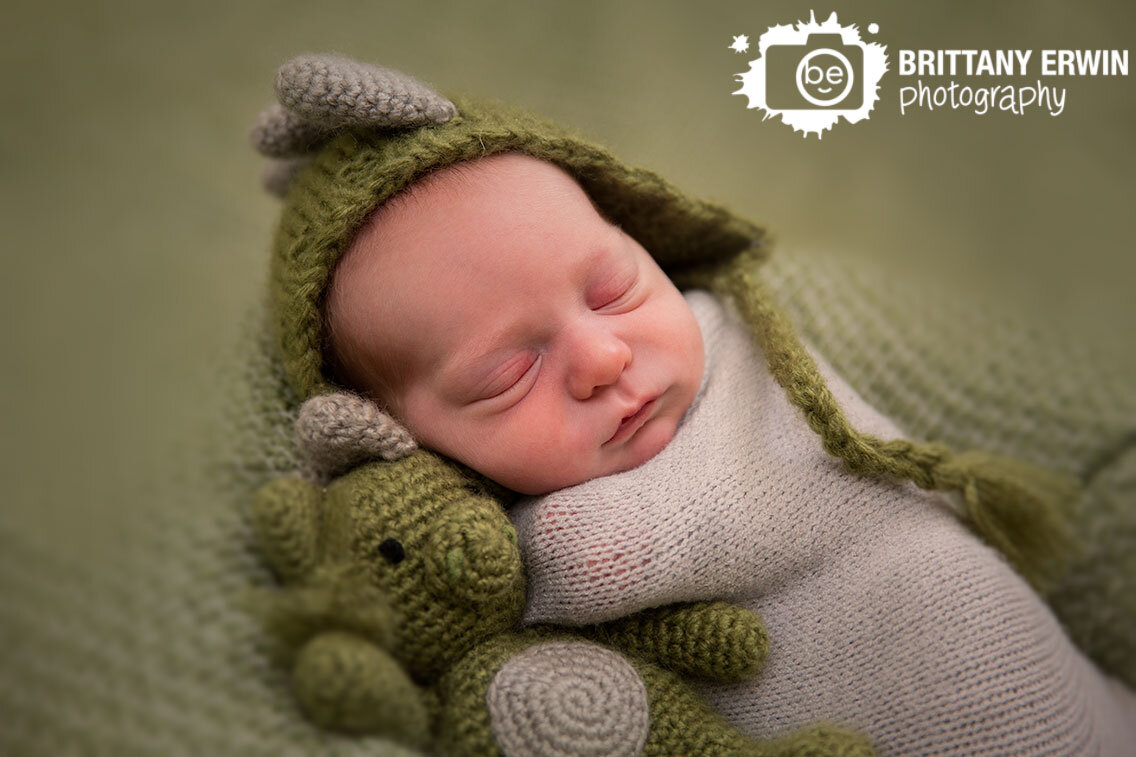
[425,511,522,605]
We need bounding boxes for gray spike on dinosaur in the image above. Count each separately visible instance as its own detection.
[295,391,418,481]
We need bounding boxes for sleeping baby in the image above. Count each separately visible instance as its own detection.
[319,151,1136,755]
[253,54,1136,755]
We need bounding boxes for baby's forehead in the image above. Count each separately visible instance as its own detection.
[378,152,575,214]
[331,150,619,344]
[342,153,615,286]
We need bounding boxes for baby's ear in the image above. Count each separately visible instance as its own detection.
[295,391,418,479]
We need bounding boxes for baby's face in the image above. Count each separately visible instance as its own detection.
[330,153,705,495]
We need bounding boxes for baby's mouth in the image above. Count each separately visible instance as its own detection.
[605,397,658,445]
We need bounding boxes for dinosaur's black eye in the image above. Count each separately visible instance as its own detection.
[378,538,405,564]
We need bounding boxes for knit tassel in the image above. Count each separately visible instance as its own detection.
[931,450,1080,592]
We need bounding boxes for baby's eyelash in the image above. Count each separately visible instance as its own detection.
[476,354,540,403]
[589,263,636,307]
[592,276,642,312]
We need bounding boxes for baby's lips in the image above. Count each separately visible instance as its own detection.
[604,395,659,445]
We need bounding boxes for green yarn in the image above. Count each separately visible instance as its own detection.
[248,567,397,663]
[437,630,873,757]
[630,658,872,757]
[931,450,1079,589]
[293,630,431,742]
[326,453,527,682]
[573,601,770,683]
[251,475,321,583]
[689,247,1080,593]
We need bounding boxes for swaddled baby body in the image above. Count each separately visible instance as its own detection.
[314,142,1132,754]
[509,290,1136,756]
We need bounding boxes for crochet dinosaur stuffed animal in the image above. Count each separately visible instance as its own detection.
[247,391,874,756]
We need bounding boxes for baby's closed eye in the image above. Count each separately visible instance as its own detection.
[587,267,637,310]
[586,247,642,313]
[470,352,541,405]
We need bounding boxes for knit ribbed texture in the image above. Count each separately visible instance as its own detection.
[511,290,1136,755]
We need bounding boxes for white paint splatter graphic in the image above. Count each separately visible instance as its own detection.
[734,11,888,138]
[729,35,750,54]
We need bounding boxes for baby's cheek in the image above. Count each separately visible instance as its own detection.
[562,419,601,454]
[530,410,601,470]
[480,399,605,493]
[479,422,591,494]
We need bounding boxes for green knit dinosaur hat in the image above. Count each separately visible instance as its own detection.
[253,54,1079,592]
[254,54,763,403]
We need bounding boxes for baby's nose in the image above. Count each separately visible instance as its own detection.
[567,331,632,400]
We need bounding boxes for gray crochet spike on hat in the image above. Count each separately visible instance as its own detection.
[250,104,334,159]
[276,53,457,128]
[249,53,457,196]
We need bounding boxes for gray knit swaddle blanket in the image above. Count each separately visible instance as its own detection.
[509,290,1136,755]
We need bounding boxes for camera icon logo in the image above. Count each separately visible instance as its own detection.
[734,11,888,138]
[767,34,863,109]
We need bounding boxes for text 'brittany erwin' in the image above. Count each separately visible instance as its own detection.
[898,49,1129,77]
